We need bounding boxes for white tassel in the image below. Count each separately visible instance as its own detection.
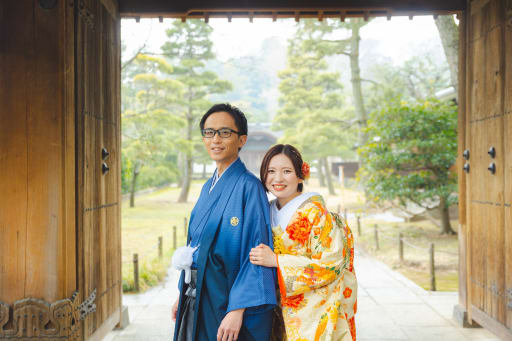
[172,245,198,284]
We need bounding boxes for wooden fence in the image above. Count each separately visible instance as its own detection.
[129,217,188,292]
[349,210,457,291]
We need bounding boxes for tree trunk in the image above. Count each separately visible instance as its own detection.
[435,15,459,96]
[349,20,368,149]
[177,152,184,187]
[322,157,336,195]
[178,153,192,203]
[178,114,194,203]
[129,163,141,208]
[202,163,207,179]
[439,196,456,235]
[317,160,326,187]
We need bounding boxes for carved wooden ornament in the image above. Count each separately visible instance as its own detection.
[0,292,81,340]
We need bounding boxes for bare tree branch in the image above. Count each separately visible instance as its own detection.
[122,42,147,70]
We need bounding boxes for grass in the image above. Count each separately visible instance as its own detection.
[121,177,459,293]
[121,181,203,292]
[351,213,459,291]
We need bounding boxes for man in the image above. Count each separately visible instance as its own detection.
[172,103,276,341]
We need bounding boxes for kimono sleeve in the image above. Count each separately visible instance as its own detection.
[276,202,351,297]
[227,179,277,313]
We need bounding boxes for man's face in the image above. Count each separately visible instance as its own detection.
[202,111,247,167]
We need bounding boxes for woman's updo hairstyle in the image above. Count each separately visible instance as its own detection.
[260,144,306,193]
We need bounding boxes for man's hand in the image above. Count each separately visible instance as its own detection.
[171,297,179,322]
[249,243,277,268]
[217,308,245,341]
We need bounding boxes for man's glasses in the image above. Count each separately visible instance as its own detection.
[201,128,241,138]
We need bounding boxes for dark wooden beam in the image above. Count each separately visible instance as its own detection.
[119,0,466,18]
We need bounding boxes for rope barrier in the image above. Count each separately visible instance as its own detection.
[400,238,430,252]
[435,249,458,256]
[378,233,396,242]
[353,211,459,291]
[358,222,458,256]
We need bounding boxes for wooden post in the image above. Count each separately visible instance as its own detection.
[398,233,404,263]
[374,224,379,251]
[173,225,177,249]
[184,217,188,238]
[344,208,348,221]
[133,253,139,292]
[357,215,361,236]
[429,243,436,291]
[158,236,163,259]
[338,165,345,188]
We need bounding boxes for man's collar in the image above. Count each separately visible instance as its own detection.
[210,157,240,193]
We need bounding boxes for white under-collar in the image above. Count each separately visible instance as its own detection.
[209,158,238,193]
[270,192,319,229]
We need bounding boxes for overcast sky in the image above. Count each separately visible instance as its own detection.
[121,15,446,65]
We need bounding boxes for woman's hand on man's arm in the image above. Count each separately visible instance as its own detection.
[249,243,277,268]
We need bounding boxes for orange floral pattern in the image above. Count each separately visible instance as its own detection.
[343,287,352,299]
[282,293,305,309]
[273,195,357,341]
[286,212,312,245]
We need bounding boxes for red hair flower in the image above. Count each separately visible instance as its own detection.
[301,162,310,180]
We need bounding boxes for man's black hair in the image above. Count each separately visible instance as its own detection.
[199,103,248,136]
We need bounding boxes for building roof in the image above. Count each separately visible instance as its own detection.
[120,0,465,18]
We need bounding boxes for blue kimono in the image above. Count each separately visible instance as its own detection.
[173,158,277,341]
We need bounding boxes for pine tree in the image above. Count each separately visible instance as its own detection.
[161,20,232,203]
[274,22,355,195]
[122,54,183,207]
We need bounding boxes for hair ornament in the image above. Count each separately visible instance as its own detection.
[301,162,310,180]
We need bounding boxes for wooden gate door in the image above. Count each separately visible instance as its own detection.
[460,0,512,338]
[76,0,122,340]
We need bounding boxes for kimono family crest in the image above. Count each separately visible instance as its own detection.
[230,216,240,226]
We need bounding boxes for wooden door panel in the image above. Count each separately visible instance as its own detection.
[0,2,30,304]
[506,19,512,116]
[84,115,96,210]
[468,199,486,310]
[76,0,121,339]
[103,124,119,204]
[0,0,76,311]
[105,205,121,318]
[483,27,503,119]
[467,119,504,318]
[469,37,485,121]
[470,4,486,41]
[505,204,512,329]
[504,12,512,330]
[487,0,504,30]
[465,0,511,336]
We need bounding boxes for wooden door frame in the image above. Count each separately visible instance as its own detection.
[455,4,469,325]
[456,1,512,339]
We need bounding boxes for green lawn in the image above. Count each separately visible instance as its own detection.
[121,181,202,292]
[351,215,459,291]
[121,178,459,292]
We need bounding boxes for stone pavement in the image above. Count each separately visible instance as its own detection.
[105,249,501,341]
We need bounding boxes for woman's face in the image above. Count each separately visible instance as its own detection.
[265,153,303,205]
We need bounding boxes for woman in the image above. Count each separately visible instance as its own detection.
[249,144,357,341]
